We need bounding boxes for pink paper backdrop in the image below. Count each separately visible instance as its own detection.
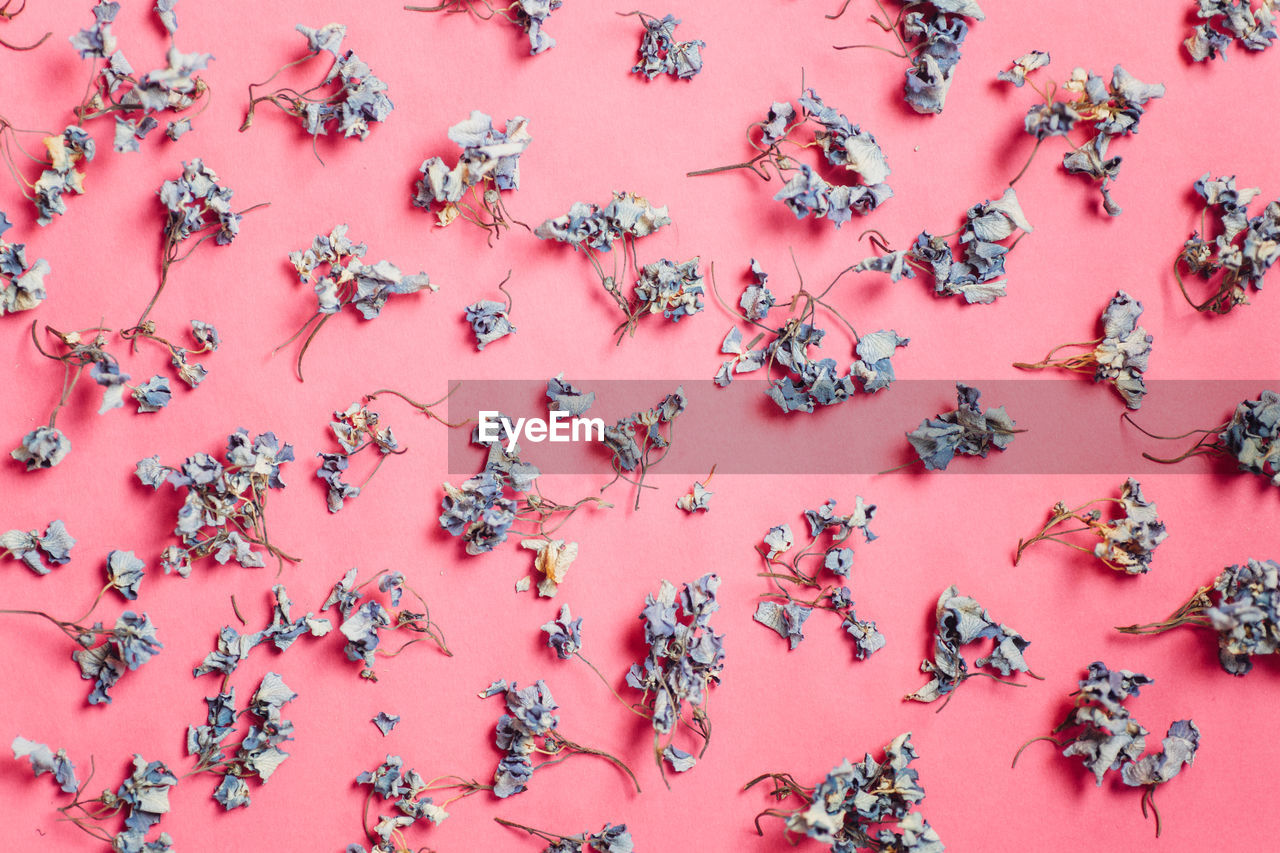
[2,1,1279,852]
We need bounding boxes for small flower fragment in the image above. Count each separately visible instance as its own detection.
[321,568,449,679]
[1174,173,1280,314]
[0,216,50,314]
[106,549,146,600]
[283,225,436,380]
[373,712,400,736]
[495,817,636,851]
[755,499,881,657]
[855,187,1033,304]
[406,0,562,55]
[833,0,985,115]
[116,754,179,833]
[132,376,172,413]
[1015,479,1167,574]
[902,383,1017,471]
[11,736,79,793]
[1185,1,1278,61]
[483,678,639,797]
[746,732,942,851]
[541,603,581,659]
[907,585,1038,706]
[996,50,1051,87]
[70,611,164,704]
[601,386,686,509]
[676,468,714,513]
[1004,62,1164,216]
[1013,662,1198,837]
[546,373,595,417]
[627,574,724,779]
[1013,290,1151,408]
[243,24,392,146]
[523,538,579,598]
[1119,558,1280,675]
[11,425,71,472]
[2,519,75,575]
[626,11,705,80]
[690,89,891,227]
[414,112,531,240]
[137,429,297,576]
[5,125,95,226]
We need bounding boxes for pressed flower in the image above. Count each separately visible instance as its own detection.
[0,214,50,313]
[624,11,705,80]
[405,1,563,55]
[496,817,636,852]
[1015,479,1167,574]
[897,383,1019,472]
[414,113,531,242]
[1185,2,1278,61]
[321,568,450,680]
[1173,174,1279,314]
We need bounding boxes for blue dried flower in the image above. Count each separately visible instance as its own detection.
[11,425,71,471]
[541,603,582,659]
[465,300,517,350]
[106,550,146,600]
[629,12,705,80]
[905,383,1017,470]
[11,736,79,793]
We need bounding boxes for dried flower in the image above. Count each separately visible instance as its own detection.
[0,214,50,313]
[624,11,705,80]
[406,1,563,55]
[11,736,79,793]
[496,817,635,852]
[1015,479,1167,574]
[1185,2,1278,61]
[1125,390,1280,486]
[676,467,715,513]
[900,383,1019,471]
[1173,174,1279,313]
[414,113,531,241]
[1,519,75,574]
[322,567,450,680]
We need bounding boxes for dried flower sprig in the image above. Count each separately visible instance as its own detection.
[688,87,892,226]
[600,386,686,510]
[465,271,516,350]
[0,211,49,312]
[1185,1,1278,61]
[49,753,178,850]
[712,258,909,413]
[352,754,450,852]
[1013,291,1151,408]
[1003,58,1165,216]
[186,672,300,811]
[907,585,1041,709]
[322,567,451,680]
[1123,390,1279,486]
[753,498,885,659]
[0,0,51,50]
[242,24,392,154]
[413,112,531,243]
[0,121,95,226]
[193,585,332,683]
[676,466,715,513]
[746,732,942,852]
[134,428,299,576]
[536,192,701,341]
[831,0,985,115]
[854,187,1033,304]
[1013,662,1199,837]
[318,401,405,513]
[480,677,640,797]
[891,382,1019,472]
[280,224,436,381]
[1118,559,1280,675]
[627,573,724,783]
[1014,479,1167,575]
[1173,174,1279,314]
[622,10,705,80]
[2,518,74,574]
[404,1,562,55]
[0,607,162,704]
[495,817,635,852]
[12,736,79,794]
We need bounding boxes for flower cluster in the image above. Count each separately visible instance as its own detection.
[854,187,1033,304]
[193,585,332,679]
[1174,174,1279,314]
[2,519,74,574]
[134,428,297,576]
[907,585,1037,705]
[1016,662,1199,835]
[1015,479,1168,575]
[627,12,705,80]
[480,677,638,798]
[284,225,436,379]
[71,1,212,153]
[1007,60,1164,215]
[897,0,985,114]
[243,24,392,144]
[413,111,531,240]
[1185,1,1278,61]
[675,469,713,513]
[30,126,96,225]
[406,1,563,55]
[600,386,685,508]
[1217,391,1280,485]
[754,499,884,659]
[318,401,402,512]
[1014,291,1152,408]
[692,88,892,227]
[0,213,49,313]
[72,611,164,705]
[323,568,450,680]
[112,755,180,851]
[715,260,910,414]
[903,383,1017,471]
[627,573,724,777]
[353,754,448,852]
[187,672,299,811]
[747,732,942,852]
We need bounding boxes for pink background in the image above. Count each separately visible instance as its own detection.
[2,1,1279,851]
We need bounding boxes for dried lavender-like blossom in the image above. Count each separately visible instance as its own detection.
[320,568,448,679]
[1128,390,1280,487]
[1013,291,1151,408]
[73,611,163,704]
[907,585,1037,705]
[414,112,531,240]
[317,400,402,512]
[0,215,50,313]
[2,519,75,574]
[193,585,331,678]
[28,127,96,225]
[11,425,71,471]
[1015,478,1167,574]
[540,603,581,659]
[996,50,1051,86]
[372,712,400,736]
[106,549,146,600]
[1185,1,1278,61]
[747,732,942,852]
[11,737,79,793]
[495,817,636,851]
[407,0,562,55]
[355,754,449,851]
[601,386,685,509]
[627,11,705,80]
[855,187,1033,304]
[627,573,724,777]
[523,538,578,597]
[676,473,713,513]
[1174,174,1280,313]
[903,383,1017,471]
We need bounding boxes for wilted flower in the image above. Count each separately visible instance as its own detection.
[1015,479,1167,574]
